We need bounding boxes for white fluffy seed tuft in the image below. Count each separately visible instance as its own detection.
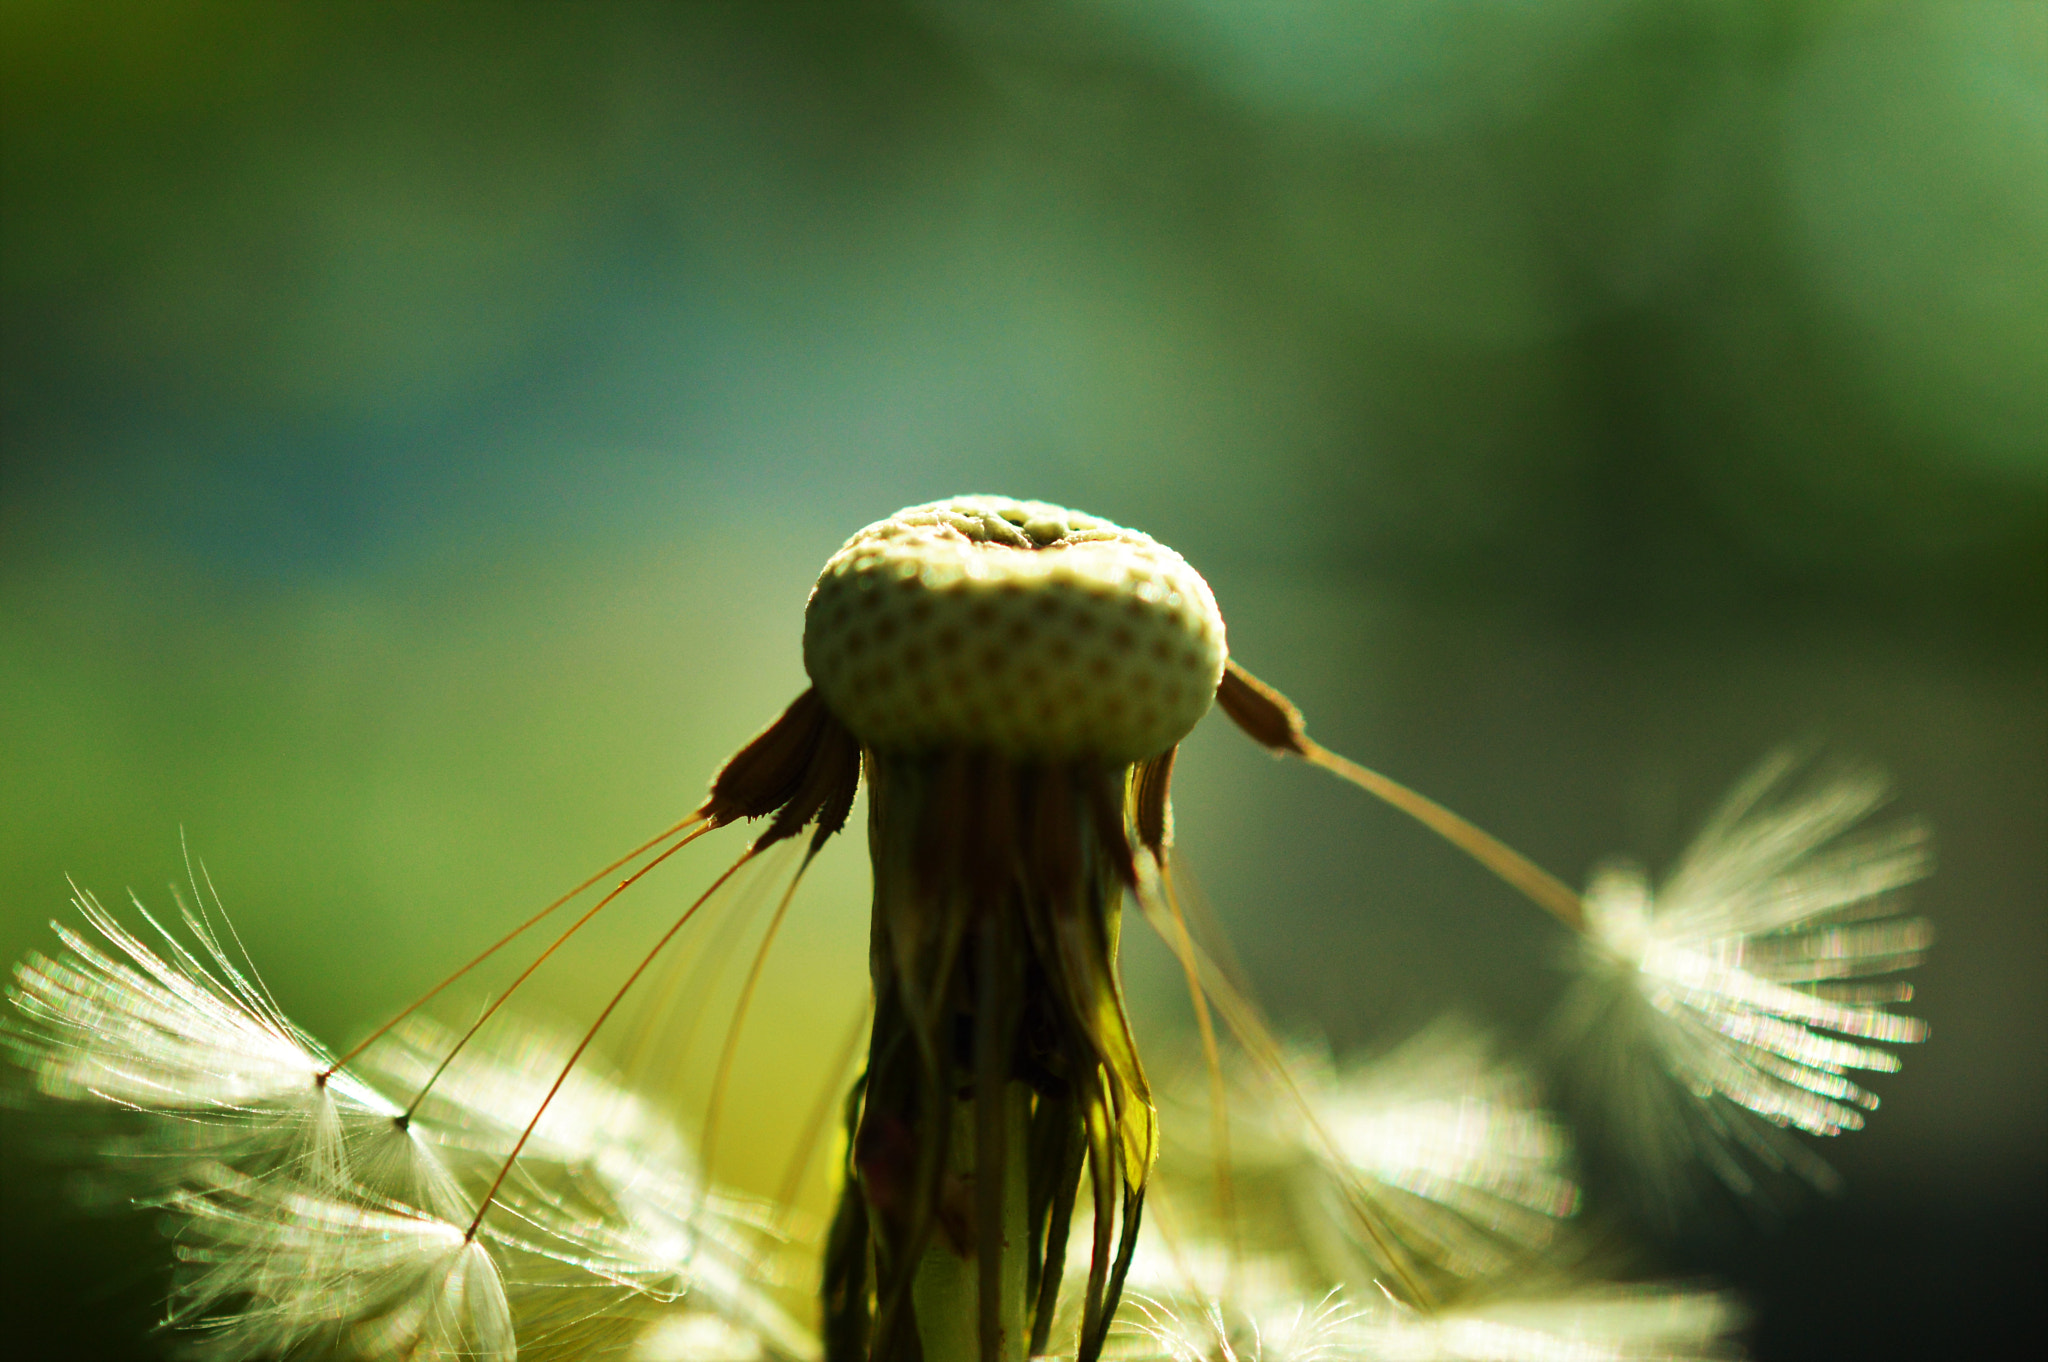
[1286,1022,1579,1283]
[1560,751,1933,1203]
[4,885,407,1193]
[168,1170,514,1362]
[1097,1268,1741,1362]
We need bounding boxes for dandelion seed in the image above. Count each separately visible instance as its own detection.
[1208,651,1937,1212]
[4,885,407,1194]
[1212,1021,1578,1287]
[364,1016,816,1358]
[167,1168,513,1362]
[1114,1287,1356,1362]
[1555,751,1933,1205]
[1334,1284,1743,1362]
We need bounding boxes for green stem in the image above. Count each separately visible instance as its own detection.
[913,1085,1031,1362]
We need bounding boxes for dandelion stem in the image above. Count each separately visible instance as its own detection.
[463,847,757,1242]
[326,812,707,1074]
[911,1085,1030,1362]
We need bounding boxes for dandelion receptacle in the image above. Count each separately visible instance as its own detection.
[3,496,1937,1362]
[794,499,1227,1362]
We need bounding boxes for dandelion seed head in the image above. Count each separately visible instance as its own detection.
[803,495,1225,761]
[794,499,1213,1361]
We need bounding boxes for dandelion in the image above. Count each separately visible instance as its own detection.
[1554,751,1933,1206]
[4,495,1947,1361]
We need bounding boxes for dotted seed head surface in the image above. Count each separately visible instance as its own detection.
[803,497,1227,763]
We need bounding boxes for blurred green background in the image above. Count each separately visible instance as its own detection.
[2,2,2042,1357]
